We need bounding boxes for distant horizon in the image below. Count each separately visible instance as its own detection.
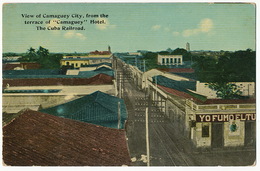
[3,48,255,54]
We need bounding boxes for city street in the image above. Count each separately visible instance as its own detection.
[115,59,256,166]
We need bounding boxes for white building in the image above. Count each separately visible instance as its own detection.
[157,54,183,65]
[195,81,255,99]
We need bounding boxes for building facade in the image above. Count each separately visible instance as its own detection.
[157,54,183,65]
[186,99,256,149]
[61,56,112,68]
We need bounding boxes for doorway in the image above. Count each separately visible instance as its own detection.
[211,122,224,148]
[245,121,256,147]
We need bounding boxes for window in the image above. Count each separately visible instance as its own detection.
[162,58,165,64]
[174,58,177,64]
[166,58,169,64]
[75,63,78,67]
[202,123,210,137]
[66,62,70,65]
[170,58,173,64]
[178,58,181,63]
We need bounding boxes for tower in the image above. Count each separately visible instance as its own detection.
[108,45,111,52]
[186,42,190,51]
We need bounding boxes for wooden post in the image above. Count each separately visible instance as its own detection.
[118,101,121,129]
[145,107,150,166]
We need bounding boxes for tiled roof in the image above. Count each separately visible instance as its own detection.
[157,85,204,103]
[3,63,41,70]
[2,64,20,70]
[3,110,131,166]
[40,91,127,129]
[157,68,194,73]
[3,73,113,87]
[90,50,111,55]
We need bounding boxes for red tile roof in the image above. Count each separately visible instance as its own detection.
[157,68,194,73]
[89,50,111,55]
[3,74,113,87]
[158,85,255,105]
[3,110,131,166]
[157,85,203,103]
[3,63,41,70]
[3,64,20,70]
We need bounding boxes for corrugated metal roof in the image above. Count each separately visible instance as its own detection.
[94,67,113,72]
[3,69,114,79]
[40,91,127,129]
[171,73,197,80]
[78,70,114,78]
[3,110,131,166]
[82,62,112,67]
[152,75,196,92]
[3,69,61,75]
[3,89,61,93]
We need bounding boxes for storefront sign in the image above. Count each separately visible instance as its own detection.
[196,113,256,122]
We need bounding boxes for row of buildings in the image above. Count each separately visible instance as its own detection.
[2,47,132,166]
[115,53,256,149]
[2,47,256,165]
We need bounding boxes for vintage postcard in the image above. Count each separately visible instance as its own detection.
[1,1,256,167]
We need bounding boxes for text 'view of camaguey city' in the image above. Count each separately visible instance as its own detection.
[2,3,256,166]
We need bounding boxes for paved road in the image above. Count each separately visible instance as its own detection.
[115,59,256,166]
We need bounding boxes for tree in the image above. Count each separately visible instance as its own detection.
[143,52,158,70]
[208,83,242,99]
[19,46,63,69]
[193,49,255,99]
[171,48,192,61]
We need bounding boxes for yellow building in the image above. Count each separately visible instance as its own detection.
[61,56,112,68]
[61,57,91,68]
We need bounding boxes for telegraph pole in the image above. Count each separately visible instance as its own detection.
[118,101,121,129]
[143,59,146,72]
[145,107,150,166]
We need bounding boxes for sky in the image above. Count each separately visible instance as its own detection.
[2,3,256,53]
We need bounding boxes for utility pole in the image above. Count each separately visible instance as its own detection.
[118,101,121,129]
[143,59,146,72]
[119,73,121,98]
[145,107,150,166]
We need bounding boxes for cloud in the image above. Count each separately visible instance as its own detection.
[182,18,213,37]
[96,18,116,30]
[151,25,161,31]
[172,31,180,36]
[64,31,87,40]
[199,18,213,32]
[164,27,171,32]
